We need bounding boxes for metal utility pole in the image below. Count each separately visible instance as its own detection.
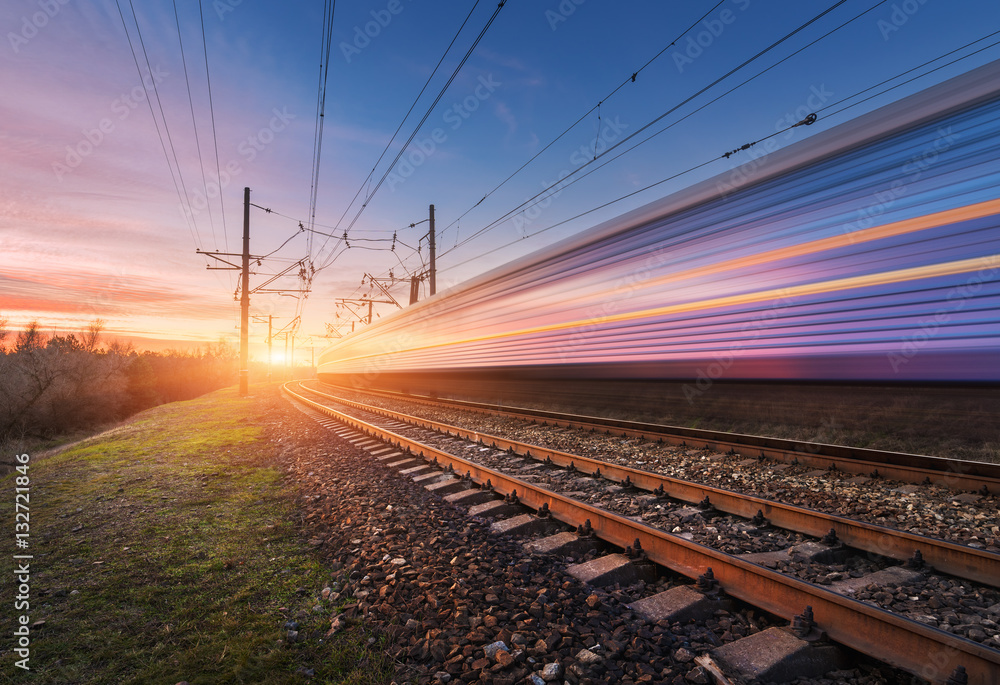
[428,203,436,296]
[252,314,277,380]
[335,296,395,328]
[267,314,273,379]
[197,188,307,394]
[409,275,420,305]
[363,273,404,309]
[270,316,300,381]
[324,322,345,339]
[240,187,250,395]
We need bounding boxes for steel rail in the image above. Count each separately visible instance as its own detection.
[294,382,1000,588]
[314,381,1000,494]
[284,381,1000,684]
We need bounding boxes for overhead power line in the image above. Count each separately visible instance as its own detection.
[198,0,229,251]
[328,0,484,235]
[126,0,197,229]
[113,0,203,256]
[173,0,219,251]
[440,113,818,275]
[307,0,338,258]
[817,30,1000,120]
[314,0,509,270]
[440,0,729,238]
[440,32,1000,276]
[442,0,860,257]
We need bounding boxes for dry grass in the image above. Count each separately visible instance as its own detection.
[0,385,393,684]
[367,376,1000,463]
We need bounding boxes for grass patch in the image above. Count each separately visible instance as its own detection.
[0,385,393,684]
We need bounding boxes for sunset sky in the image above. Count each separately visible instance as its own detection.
[2,0,998,360]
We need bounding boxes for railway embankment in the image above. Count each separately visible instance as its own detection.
[1,383,928,684]
[0,385,390,684]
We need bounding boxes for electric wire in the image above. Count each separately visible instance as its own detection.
[308,0,330,257]
[299,0,340,332]
[250,202,421,247]
[256,207,398,234]
[817,31,1000,121]
[113,0,202,255]
[300,1,492,324]
[322,0,878,309]
[320,43,1000,339]
[198,0,229,251]
[440,34,1000,275]
[173,0,219,251]
[441,0,728,237]
[126,0,200,244]
[327,0,484,239]
[484,23,999,263]
[307,0,338,257]
[312,5,997,336]
[315,0,509,271]
[439,126,780,275]
[441,0,866,257]
[242,199,427,330]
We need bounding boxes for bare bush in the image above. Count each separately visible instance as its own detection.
[0,319,239,442]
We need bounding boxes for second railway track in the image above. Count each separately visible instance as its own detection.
[297,381,999,588]
[283,381,1000,684]
[316,382,1000,494]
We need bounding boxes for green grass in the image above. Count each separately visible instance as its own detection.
[0,385,393,684]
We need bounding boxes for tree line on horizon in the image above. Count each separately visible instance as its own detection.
[0,317,241,445]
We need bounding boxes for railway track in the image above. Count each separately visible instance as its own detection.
[283,381,1000,684]
[315,382,1000,495]
[299,383,999,588]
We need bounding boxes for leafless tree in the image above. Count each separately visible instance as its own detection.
[0,318,238,442]
[81,318,105,353]
[1,322,57,436]
[14,321,45,353]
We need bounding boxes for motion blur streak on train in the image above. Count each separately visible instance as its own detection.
[319,61,1000,384]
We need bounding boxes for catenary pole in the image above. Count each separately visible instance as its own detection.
[429,203,436,296]
[239,187,250,395]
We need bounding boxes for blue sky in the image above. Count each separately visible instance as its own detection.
[1,0,998,356]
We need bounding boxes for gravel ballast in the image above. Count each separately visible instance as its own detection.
[271,391,907,684]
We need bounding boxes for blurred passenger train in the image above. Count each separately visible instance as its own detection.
[318,61,1000,388]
